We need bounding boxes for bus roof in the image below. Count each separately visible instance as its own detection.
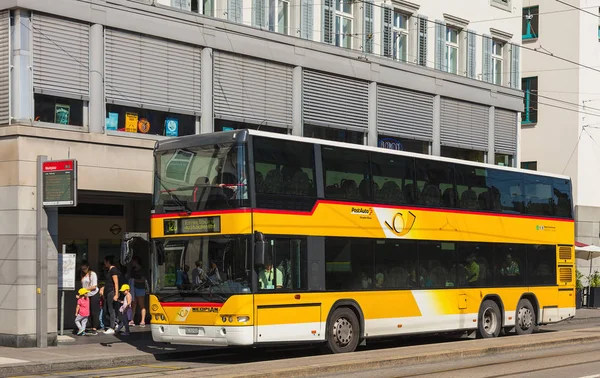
[155,129,571,182]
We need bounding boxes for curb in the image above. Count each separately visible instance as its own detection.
[0,348,230,377]
[221,333,600,378]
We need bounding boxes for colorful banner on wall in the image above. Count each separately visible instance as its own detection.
[125,112,138,133]
[165,117,179,137]
[138,118,151,133]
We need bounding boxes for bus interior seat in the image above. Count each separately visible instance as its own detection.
[358,179,372,200]
[403,183,416,204]
[290,171,310,195]
[421,185,441,206]
[442,188,456,207]
[264,169,283,194]
[478,191,491,210]
[379,181,401,202]
[461,189,478,209]
[341,179,359,200]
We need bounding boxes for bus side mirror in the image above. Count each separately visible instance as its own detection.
[120,239,133,266]
[154,240,165,266]
[254,231,266,266]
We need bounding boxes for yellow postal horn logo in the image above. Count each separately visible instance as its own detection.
[384,211,416,236]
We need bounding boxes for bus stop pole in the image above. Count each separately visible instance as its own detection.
[36,155,48,348]
[60,244,66,336]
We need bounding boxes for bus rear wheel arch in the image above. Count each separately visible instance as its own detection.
[515,298,536,335]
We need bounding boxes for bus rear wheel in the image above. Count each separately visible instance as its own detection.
[515,299,536,335]
[325,307,360,354]
[477,300,501,338]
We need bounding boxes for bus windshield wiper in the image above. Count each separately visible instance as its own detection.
[156,174,193,215]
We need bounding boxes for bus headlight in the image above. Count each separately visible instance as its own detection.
[222,316,227,322]
[237,316,250,323]
[228,316,234,323]
[160,314,166,321]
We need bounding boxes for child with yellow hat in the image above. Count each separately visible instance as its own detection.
[115,284,132,335]
[75,288,90,336]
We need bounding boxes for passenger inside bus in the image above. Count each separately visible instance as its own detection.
[258,256,283,290]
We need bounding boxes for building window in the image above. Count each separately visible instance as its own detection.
[491,0,511,11]
[335,0,353,48]
[277,0,290,34]
[105,104,195,137]
[445,26,459,74]
[440,146,485,163]
[492,40,504,85]
[215,119,288,134]
[393,11,409,62]
[495,153,514,167]
[522,6,538,40]
[304,124,364,144]
[378,135,429,154]
[34,94,85,127]
[521,77,538,124]
[521,161,537,171]
[191,0,215,16]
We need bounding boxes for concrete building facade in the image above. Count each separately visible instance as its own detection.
[519,0,600,280]
[0,0,522,347]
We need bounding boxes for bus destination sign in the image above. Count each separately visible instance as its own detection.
[164,216,221,235]
[42,160,78,207]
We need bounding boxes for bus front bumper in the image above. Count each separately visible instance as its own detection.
[151,324,254,346]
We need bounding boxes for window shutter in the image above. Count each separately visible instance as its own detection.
[300,0,314,40]
[417,15,428,66]
[171,0,191,10]
[434,20,445,71]
[510,43,520,89]
[381,6,392,58]
[323,0,334,44]
[228,0,243,22]
[363,1,374,54]
[0,10,8,125]
[252,0,268,27]
[482,34,493,83]
[467,30,476,79]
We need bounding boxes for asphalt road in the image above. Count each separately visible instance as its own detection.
[15,317,600,378]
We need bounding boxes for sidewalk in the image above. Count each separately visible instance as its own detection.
[0,309,598,377]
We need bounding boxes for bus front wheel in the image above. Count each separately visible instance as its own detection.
[515,299,536,335]
[477,300,501,338]
[325,307,360,354]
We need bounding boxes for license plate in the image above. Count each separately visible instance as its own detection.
[185,327,199,335]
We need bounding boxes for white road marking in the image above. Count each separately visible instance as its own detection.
[0,357,28,365]
[577,375,600,378]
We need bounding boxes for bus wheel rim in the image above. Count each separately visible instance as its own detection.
[482,307,498,334]
[333,317,353,346]
[518,306,533,329]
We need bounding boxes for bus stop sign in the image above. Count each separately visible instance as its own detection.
[42,159,78,207]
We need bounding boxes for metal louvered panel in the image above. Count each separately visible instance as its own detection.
[377,85,433,141]
[213,51,292,128]
[559,267,573,283]
[440,98,489,151]
[559,246,573,261]
[32,13,89,99]
[303,70,368,130]
[495,108,517,155]
[0,10,9,124]
[105,29,201,113]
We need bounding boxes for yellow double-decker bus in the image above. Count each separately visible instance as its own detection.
[147,129,575,353]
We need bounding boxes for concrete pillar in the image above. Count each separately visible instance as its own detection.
[367,82,377,147]
[432,95,441,156]
[488,106,495,165]
[201,48,213,134]
[89,24,104,133]
[291,66,302,136]
[11,10,33,121]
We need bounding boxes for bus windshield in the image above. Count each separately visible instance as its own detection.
[154,142,249,213]
[154,236,252,302]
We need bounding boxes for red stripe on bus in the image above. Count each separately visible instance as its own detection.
[160,302,224,308]
[151,208,252,219]
[151,200,574,223]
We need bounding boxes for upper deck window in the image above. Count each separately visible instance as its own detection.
[154,142,249,213]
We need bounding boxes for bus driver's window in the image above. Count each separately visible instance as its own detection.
[258,254,282,290]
